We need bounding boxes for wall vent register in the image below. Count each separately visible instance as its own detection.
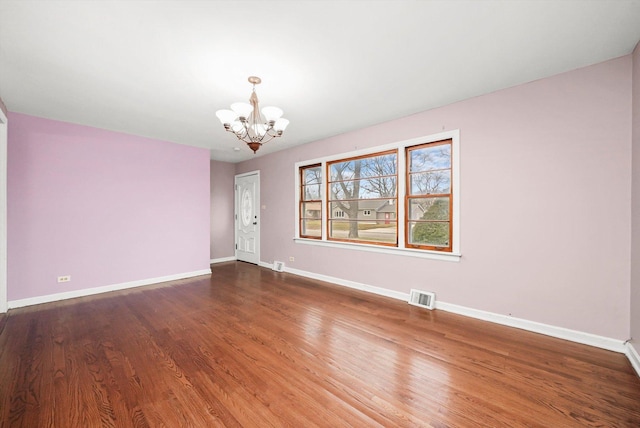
[408,289,435,310]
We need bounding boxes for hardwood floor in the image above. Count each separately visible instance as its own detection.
[1,262,639,427]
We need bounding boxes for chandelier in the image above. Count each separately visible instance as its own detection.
[215,76,289,153]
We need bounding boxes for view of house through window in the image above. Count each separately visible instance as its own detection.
[327,150,398,245]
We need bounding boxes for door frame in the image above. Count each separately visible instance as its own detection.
[0,108,7,313]
[234,170,260,264]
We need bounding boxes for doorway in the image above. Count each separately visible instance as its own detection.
[235,171,260,265]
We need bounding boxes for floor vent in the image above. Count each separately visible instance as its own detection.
[408,289,436,310]
[272,261,285,272]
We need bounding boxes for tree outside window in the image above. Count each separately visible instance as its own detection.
[327,151,397,245]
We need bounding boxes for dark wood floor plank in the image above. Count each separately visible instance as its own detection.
[1,261,640,427]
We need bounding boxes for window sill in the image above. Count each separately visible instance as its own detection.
[293,238,461,262]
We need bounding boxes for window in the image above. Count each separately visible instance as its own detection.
[327,150,397,245]
[406,139,452,251]
[295,131,459,260]
[299,164,322,239]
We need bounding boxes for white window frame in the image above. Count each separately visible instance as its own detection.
[363,210,372,217]
[294,130,460,262]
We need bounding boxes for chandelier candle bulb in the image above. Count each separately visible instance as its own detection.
[274,118,289,133]
[261,106,283,123]
[231,102,252,119]
[215,110,238,129]
[216,76,289,153]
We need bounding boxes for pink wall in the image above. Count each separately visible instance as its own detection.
[210,159,235,260]
[7,113,211,301]
[632,42,640,346]
[238,56,633,340]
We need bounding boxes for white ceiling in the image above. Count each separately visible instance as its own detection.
[1,0,640,163]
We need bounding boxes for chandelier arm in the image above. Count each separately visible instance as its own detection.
[265,128,278,138]
[230,126,249,142]
[230,124,245,138]
[260,133,277,144]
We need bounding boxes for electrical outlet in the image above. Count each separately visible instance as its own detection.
[289,256,294,262]
[57,275,71,283]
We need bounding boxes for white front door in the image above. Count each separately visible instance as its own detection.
[235,172,260,265]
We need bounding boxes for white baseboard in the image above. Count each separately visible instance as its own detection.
[210,256,236,264]
[435,301,626,353]
[278,265,628,355]
[281,264,410,302]
[8,268,212,309]
[627,342,640,377]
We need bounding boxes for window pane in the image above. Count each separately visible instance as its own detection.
[328,202,351,218]
[408,197,449,221]
[300,164,323,240]
[301,202,321,219]
[329,153,397,181]
[327,151,398,246]
[330,177,397,200]
[329,160,356,181]
[329,201,396,220]
[405,139,453,252]
[359,153,397,178]
[303,166,322,185]
[300,219,321,238]
[409,171,450,195]
[329,181,352,200]
[329,220,397,244]
[408,221,450,247]
[409,144,451,172]
[302,184,321,201]
[359,176,396,198]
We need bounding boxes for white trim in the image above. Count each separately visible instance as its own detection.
[435,301,626,353]
[8,268,212,309]
[235,169,261,179]
[281,264,410,301]
[294,131,458,166]
[276,265,628,355]
[294,237,461,262]
[210,256,236,264]
[293,130,461,259]
[397,146,406,247]
[451,131,460,252]
[0,108,7,313]
[626,342,640,377]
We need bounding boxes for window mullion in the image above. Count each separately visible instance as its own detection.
[321,161,327,240]
[397,146,406,249]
